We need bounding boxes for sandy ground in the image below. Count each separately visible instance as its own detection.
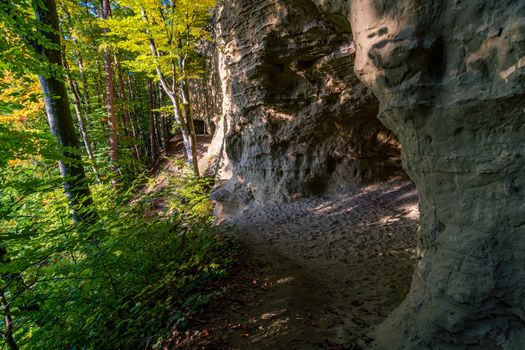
[149,136,420,349]
[214,179,419,349]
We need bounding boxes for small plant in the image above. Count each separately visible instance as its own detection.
[0,170,235,350]
[167,174,215,223]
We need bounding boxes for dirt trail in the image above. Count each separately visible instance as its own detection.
[154,136,419,349]
[214,180,419,349]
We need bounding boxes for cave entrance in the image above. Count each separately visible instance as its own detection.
[193,119,208,135]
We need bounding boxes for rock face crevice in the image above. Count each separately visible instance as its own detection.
[210,0,403,216]
[350,0,525,348]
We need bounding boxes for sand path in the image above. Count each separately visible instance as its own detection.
[216,179,419,349]
[151,136,420,349]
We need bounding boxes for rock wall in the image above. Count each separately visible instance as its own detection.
[209,0,402,216]
[350,0,525,348]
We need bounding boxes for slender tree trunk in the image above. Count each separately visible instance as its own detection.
[77,54,91,116]
[158,75,194,171]
[178,53,199,176]
[153,85,163,153]
[1,290,18,350]
[60,5,92,121]
[34,0,96,224]
[147,79,158,161]
[68,79,101,182]
[74,50,98,151]
[102,0,119,178]
[128,75,148,158]
[137,77,150,158]
[179,78,199,176]
[157,87,167,152]
[114,53,140,160]
[154,114,162,156]
[141,14,197,174]
[154,63,197,174]
[63,58,100,181]
[166,90,194,171]
[125,75,143,158]
[95,58,105,108]
[158,86,170,151]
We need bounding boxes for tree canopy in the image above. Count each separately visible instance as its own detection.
[0,1,224,349]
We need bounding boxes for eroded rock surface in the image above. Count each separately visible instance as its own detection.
[350,0,525,348]
[209,0,402,216]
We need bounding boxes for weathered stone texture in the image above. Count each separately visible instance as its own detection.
[350,0,525,348]
[210,0,402,215]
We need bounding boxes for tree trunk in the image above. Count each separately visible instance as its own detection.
[155,68,196,173]
[127,75,148,158]
[63,58,100,182]
[74,50,98,151]
[34,0,96,224]
[154,86,163,153]
[167,92,195,172]
[77,53,91,117]
[147,79,158,161]
[158,86,170,151]
[95,58,105,111]
[158,96,167,152]
[102,0,119,178]
[114,52,140,160]
[177,38,199,176]
[1,290,18,350]
[179,75,200,176]
[141,19,198,175]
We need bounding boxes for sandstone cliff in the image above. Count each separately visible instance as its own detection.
[196,0,525,348]
[350,0,525,348]
[206,0,402,217]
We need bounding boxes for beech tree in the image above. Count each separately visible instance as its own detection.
[35,0,97,223]
[101,0,120,178]
[1,0,96,224]
[59,1,101,181]
[106,0,215,176]
[0,1,232,349]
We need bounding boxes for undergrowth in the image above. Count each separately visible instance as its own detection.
[0,162,238,349]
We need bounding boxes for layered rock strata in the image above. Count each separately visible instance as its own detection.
[350,0,525,348]
[210,0,402,216]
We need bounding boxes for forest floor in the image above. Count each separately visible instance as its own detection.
[157,136,419,350]
[138,134,213,215]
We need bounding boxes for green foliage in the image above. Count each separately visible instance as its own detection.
[0,102,232,349]
[0,171,234,349]
[0,0,68,79]
[106,0,215,80]
[0,1,230,348]
[168,174,215,223]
